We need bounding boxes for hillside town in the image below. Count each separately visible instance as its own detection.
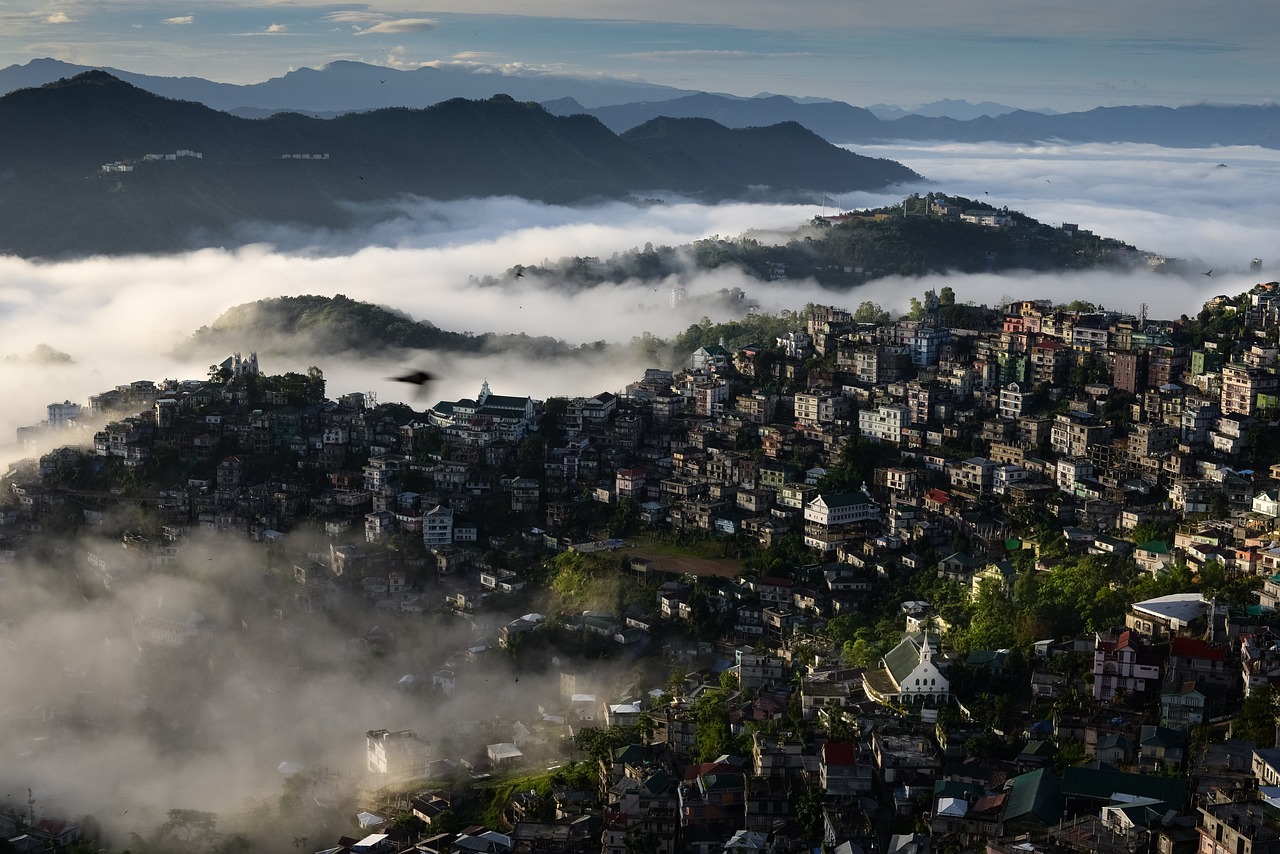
[5,282,1280,854]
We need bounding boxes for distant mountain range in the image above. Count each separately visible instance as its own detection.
[546,93,1280,149]
[2,58,1272,149]
[0,57,699,112]
[0,72,918,258]
[865,99,1038,121]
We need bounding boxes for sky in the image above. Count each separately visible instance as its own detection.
[0,0,1276,111]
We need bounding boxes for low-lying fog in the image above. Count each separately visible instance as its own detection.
[0,140,1274,845]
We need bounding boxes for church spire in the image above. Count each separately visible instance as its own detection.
[478,379,491,404]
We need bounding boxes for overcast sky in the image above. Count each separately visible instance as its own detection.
[0,0,1276,110]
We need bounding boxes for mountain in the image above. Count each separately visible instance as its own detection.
[865,99,1026,120]
[0,72,919,258]
[0,57,698,113]
[180,294,607,361]
[548,92,884,141]
[552,92,1280,149]
[7,59,1274,150]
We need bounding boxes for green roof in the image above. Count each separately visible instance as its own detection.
[641,770,673,796]
[1004,768,1062,826]
[883,632,939,685]
[965,649,1008,669]
[1060,766,1187,809]
[614,743,650,765]
[1138,540,1170,554]
[1019,740,1056,759]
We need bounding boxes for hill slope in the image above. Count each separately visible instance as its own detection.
[0,72,920,257]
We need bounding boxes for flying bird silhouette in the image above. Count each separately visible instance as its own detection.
[390,370,436,387]
[514,266,525,278]
[1203,269,1213,277]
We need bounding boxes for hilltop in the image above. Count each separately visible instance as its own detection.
[0,72,919,258]
[178,294,608,362]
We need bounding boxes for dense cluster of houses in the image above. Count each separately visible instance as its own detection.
[6,281,1280,853]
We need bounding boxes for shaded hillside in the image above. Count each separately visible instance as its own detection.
[689,196,1148,286]
[620,117,914,196]
[0,72,918,258]
[179,295,603,361]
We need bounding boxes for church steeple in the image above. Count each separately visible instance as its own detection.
[478,379,491,404]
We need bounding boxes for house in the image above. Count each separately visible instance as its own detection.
[1167,636,1232,689]
[1125,593,1211,640]
[1160,680,1207,731]
[488,742,526,768]
[1093,630,1161,703]
[367,729,431,778]
[1138,725,1187,773]
[820,741,873,798]
[1134,540,1175,575]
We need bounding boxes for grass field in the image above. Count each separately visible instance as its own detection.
[626,535,745,579]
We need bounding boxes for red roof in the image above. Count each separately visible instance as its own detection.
[1171,636,1227,661]
[822,741,857,766]
[925,488,950,504]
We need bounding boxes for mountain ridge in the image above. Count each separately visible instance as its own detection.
[0,72,919,258]
[4,58,1275,148]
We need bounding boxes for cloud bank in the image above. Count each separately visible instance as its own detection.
[0,141,1274,465]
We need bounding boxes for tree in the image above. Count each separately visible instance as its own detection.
[574,723,645,763]
[795,785,826,841]
[691,689,732,763]
[853,301,890,324]
[305,366,326,403]
[842,638,876,668]
[1234,684,1278,747]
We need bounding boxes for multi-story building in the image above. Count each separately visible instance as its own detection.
[1113,351,1149,394]
[1196,799,1280,854]
[1050,411,1111,458]
[1030,339,1069,387]
[1092,629,1161,703]
[1221,362,1277,416]
[422,504,454,548]
[366,729,431,778]
[859,405,911,445]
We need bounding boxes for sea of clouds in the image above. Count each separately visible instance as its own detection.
[1,140,1274,462]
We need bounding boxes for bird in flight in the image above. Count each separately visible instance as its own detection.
[514,266,525,278]
[391,370,436,386]
[1203,269,1213,277]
